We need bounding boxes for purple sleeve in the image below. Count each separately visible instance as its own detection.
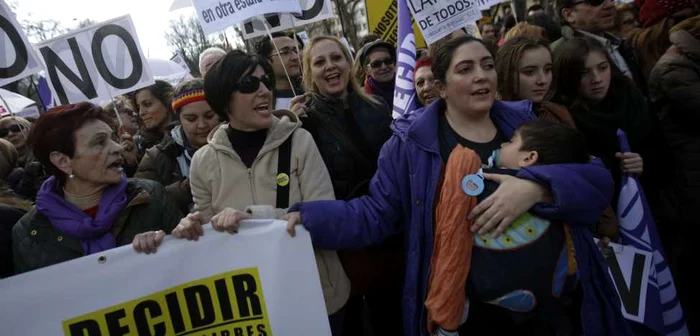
[517,158,614,225]
[292,136,408,249]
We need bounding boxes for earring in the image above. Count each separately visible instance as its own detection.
[69,172,75,179]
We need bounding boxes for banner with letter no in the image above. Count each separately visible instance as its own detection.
[240,0,334,39]
[35,15,154,106]
[0,221,331,335]
[0,0,43,87]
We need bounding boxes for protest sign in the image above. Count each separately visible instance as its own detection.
[170,52,191,74]
[615,130,688,335]
[0,220,331,335]
[35,15,154,106]
[596,239,653,323]
[407,0,482,44]
[193,0,302,35]
[240,0,334,39]
[366,0,426,48]
[392,0,418,118]
[0,0,42,87]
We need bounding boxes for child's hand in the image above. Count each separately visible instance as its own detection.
[616,152,643,176]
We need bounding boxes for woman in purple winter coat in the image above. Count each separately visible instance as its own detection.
[286,36,633,336]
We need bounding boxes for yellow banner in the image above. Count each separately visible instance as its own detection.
[63,268,272,336]
[365,0,427,48]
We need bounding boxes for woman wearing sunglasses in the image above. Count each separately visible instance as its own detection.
[167,50,351,334]
[291,35,402,336]
[0,116,32,168]
[134,79,220,215]
[357,40,397,108]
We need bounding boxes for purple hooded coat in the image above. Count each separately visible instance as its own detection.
[290,99,633,336]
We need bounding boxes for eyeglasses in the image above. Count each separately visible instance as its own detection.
[271,47,300,58]
[571,0,605,6]
[237,75,274,94]
[367,58,395,69]
[0,124,25,138]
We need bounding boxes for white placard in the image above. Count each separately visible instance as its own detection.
[596,239,653,323]
[240,0,334,39]
[193,0,302,35]
[407,0,482,44]
[170,53,192,73]
[0,0,43,87]
[35,15,154,106]
[0,220,331,335]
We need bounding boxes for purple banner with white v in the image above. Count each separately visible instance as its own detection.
[616,129,688,336]
[392,0,419,119]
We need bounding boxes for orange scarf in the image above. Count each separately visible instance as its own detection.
[425,145,481,332]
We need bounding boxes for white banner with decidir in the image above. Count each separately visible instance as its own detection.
[0,220,331,336]
[35,15,154,106]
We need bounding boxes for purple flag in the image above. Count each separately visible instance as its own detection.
[392,0,419,119]
[37,76,54,111]
[616,129,688,336]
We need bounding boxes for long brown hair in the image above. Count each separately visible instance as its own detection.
[496,36,552,101]
[301,35,380,105]
[626,17,675,80]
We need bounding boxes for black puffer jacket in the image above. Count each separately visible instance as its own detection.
[135,127,192,215]
[302,91,403,295]
[302,91,392,200]
[12,179,181,274]
[648,29,700,227]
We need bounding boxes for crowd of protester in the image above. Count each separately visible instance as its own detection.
[1,0,698,334]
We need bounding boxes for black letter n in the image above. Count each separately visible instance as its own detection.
[40,38,96,105]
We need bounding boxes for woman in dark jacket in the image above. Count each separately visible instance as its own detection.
[135,79,220,214]
[648,14,700,327]
[12,103,181,274]
[290,35,401,336]
[552,38,663,203]
[130,80,175,157]
[0,138,32,278]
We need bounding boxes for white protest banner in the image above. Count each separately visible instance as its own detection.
[0,220,331,335]
[35,15,154,106]
[596,239,653,323]
[407,0,482,44]
[170,52,192,74]
[297,31,310,44]
[194,0,302,35]
[240,0,333,39]
[0,0,42,87]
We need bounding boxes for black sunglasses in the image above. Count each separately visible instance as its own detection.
[237,75,274,94]
[571,0,605,6]
[367,58,395,69]
[0,124,24,138]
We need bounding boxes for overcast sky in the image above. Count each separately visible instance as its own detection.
[14,0,196,60]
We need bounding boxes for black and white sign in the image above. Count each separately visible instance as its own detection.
[35,15,154,106]
[0,0,42,87]
[193,0,302,35]
[597,239,653,323]
[407,0,482,44]
[240,0,333,39]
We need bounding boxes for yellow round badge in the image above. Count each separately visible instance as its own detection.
[277,173,290,187]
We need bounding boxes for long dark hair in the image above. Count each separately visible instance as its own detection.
[204,50,275,121]
[551,38,633,109]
